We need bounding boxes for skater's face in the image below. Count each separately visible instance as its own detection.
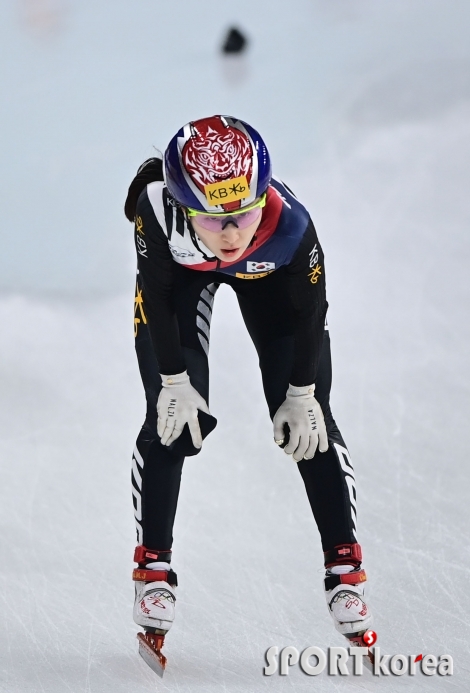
[188,208,263,263]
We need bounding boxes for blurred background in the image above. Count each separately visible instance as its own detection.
[1,1,469,691]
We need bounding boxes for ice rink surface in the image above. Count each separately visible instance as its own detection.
[1,1,470,690]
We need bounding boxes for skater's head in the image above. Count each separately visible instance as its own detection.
[164,115,271,262]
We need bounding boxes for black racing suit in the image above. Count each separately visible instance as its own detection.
[129,162,359,564]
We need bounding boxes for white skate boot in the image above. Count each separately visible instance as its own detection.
[133,565,176,631]
[323,543,373,645]
[132,547,177,677]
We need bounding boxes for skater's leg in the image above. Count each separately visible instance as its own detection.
[308,336,373,637]
[256,328,358,550]
[237,283,373,637]
[132,272,220,653]
[133,272,219,553]
[236,276,357,550]
[134,273,183,554]
[296,329,358,551]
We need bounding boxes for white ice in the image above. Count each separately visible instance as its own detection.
[0,1,469,691]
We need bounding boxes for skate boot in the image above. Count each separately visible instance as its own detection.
[323,543,374,649]
[132,546,177,677]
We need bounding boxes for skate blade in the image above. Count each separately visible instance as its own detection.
[345,633,375,669]
[137,632,167,677]
[364,649,374,671]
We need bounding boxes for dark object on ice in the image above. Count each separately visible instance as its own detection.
[222,27,247,54]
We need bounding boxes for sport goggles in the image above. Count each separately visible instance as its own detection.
[187,194,266,232]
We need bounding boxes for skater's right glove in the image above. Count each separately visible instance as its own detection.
[157,371,210,449]
[273,383,328,462]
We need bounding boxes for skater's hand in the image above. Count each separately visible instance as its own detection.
[157,371,210,448]
[273,384,328,462]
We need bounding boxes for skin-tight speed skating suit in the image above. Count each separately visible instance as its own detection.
[128,159,359,569]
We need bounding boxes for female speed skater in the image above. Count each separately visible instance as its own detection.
[124,115,373,673]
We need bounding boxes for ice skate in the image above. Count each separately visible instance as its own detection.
[323,544,375,664]
[132,547,177,677]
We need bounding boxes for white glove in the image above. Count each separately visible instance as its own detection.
[273,383,328,462]
[157,371,210,448]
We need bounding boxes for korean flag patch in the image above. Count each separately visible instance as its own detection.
[246,261,276,273]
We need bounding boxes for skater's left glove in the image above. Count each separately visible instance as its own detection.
[273,383,328,462]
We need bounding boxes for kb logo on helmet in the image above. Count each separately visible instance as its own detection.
[204,176,250,206]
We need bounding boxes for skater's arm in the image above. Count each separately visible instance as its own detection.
[285,220,328,387]
[134,189,186,375]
